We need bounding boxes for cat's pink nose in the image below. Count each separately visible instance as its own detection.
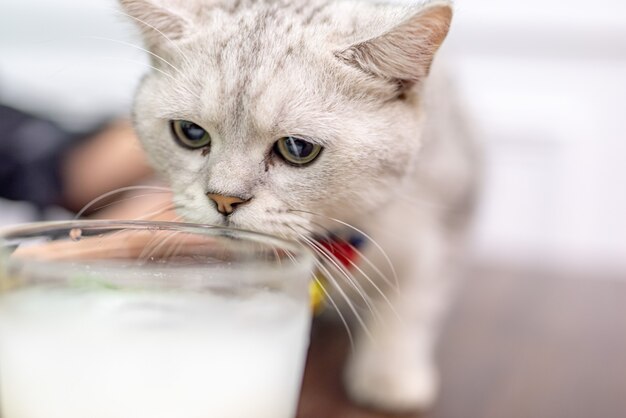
[206,193,249,216]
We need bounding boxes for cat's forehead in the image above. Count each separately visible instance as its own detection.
[163,0,403,137]
[207,0,345,28]
[180,3,344,135]
[201,3,332,61]
[195,0,372,52]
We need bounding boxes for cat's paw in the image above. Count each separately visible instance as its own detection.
[344,348,439,413]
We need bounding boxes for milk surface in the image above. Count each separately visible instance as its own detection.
[0,286,311,418]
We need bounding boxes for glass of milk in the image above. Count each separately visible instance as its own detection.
[0,220,315,418]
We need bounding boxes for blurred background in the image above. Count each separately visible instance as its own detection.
[2,0,624,270]
[1,0,625,417]
[447,0,626,273]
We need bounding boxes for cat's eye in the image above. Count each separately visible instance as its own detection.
[273,136,322,166]
[170,120,211,149]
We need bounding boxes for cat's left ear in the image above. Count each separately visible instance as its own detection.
[336,2,452,93]
[118,0,194,49]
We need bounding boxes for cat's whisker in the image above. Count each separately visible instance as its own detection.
[287,226,374,343]
[106,7,194,70]
[81,36,185,77]
[302,218,400,294]
[296,222,402,322]
[88,197,177,245]
[162,235,186,260]
[95,203,179,244]
[311,251,373,344]
[313,275,355,350]
[137,229,182,263]
[75,185,172,219]
[271,245,284,270]
[161,219,190,261]
[288,209,400,290]
[134,228,172,260]
[132,203,180,222]
[92,56,201,101]
[88,193,175,216]
[296,231,382,324]
[264,215,383,320]
[279,236,355,350]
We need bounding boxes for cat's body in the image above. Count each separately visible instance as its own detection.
[121,0,479,412]
[340,66,478,410]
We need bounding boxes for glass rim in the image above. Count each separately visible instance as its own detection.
[0,219,307,252]
[0,220,315,289]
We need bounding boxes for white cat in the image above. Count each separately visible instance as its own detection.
[120,0,479,412]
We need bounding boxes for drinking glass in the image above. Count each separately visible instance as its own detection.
[0,220,314,418]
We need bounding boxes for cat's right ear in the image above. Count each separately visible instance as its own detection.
[118,0,192,49]
[336,2,452,95]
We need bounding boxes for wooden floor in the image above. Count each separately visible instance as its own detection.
[296,263,626,418]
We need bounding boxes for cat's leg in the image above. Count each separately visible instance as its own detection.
[343,210,455,412]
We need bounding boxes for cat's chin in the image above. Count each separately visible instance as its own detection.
[229,221,299,240]
[174,203,314,241]
[176,214,289,239]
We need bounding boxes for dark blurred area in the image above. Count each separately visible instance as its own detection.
[0,105,86,208]
[0,103,150,217]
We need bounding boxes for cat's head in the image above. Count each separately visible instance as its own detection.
[121,0,452,238]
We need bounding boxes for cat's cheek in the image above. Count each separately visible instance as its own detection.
[170,183,222,225]
[265,165,325,205]
[222,192,306,239]
[175,204,224,226]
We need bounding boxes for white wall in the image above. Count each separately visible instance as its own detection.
[0,0,147,129]
[445,0,626,267]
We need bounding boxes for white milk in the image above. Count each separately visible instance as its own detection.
[0,287,312,418]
